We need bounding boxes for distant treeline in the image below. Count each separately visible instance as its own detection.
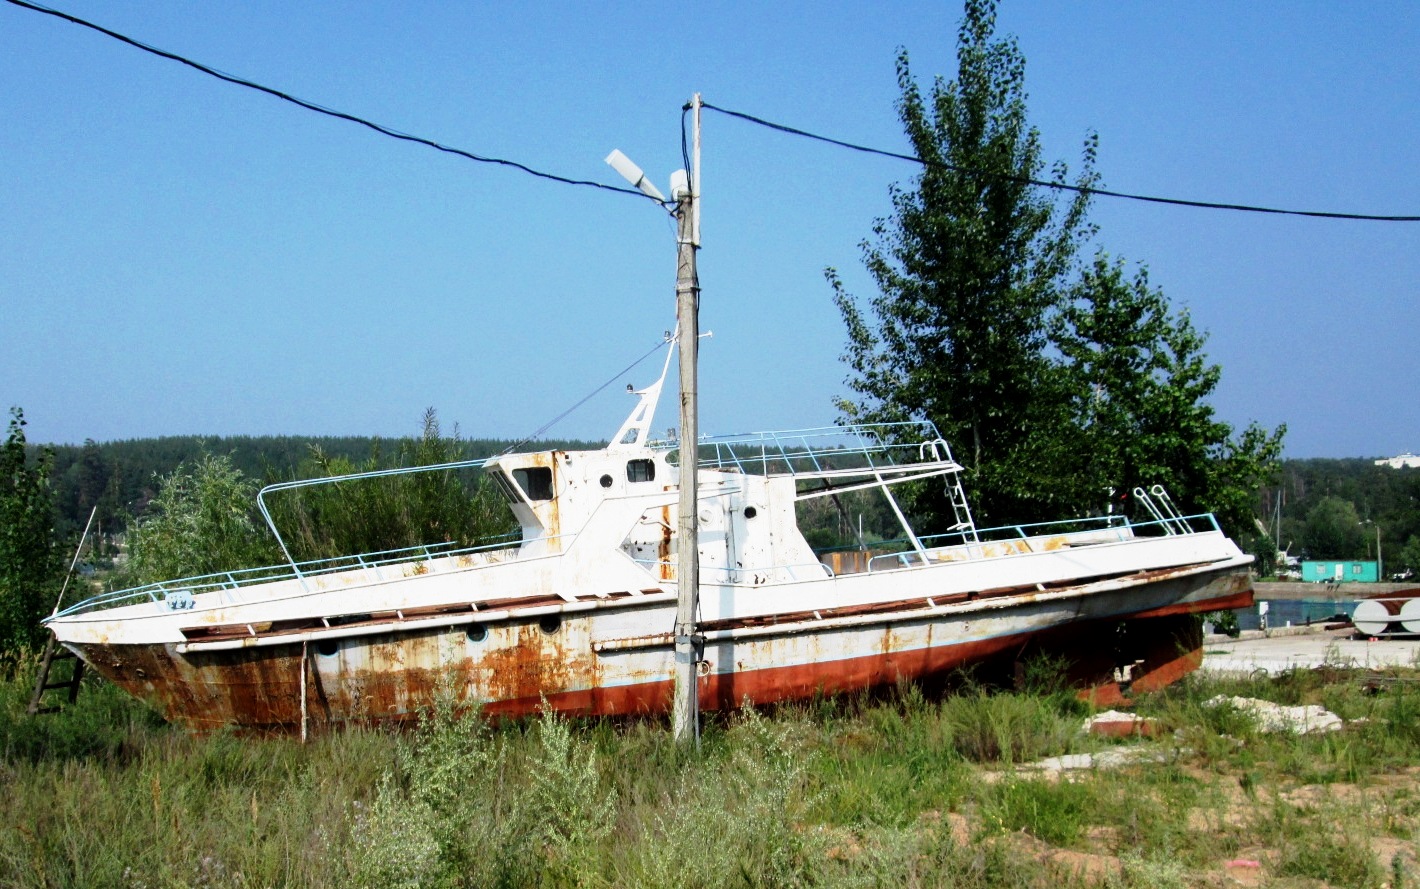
[1264,458,1420,574]
[34,432,602,537]
[28,432,1420,576]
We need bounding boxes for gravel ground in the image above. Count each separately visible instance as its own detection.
[1201,625,1420,675]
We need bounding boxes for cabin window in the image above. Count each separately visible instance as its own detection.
[316,639,339,657]
[466,624,487,643]
[539,615,562,635]
[600,474,613,488]
[626,459,655,483]
[512,467,554,501]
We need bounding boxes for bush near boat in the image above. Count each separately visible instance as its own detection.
[4,661,1419,888]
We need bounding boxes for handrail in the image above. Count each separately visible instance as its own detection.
[1149,485,1191,535]
[861,511,1221,573]
[49,533,524,621]
[256,456,495,591]
[1133,486,1173,535]
[650,421,952,476]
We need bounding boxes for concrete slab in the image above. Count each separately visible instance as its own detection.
[1200,627,1420,675]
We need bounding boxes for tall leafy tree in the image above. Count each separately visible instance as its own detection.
[830,0,1098,527]
[1300,495,1366,560]
[834,0,1283,535]
[1054,255,1285,534]
[0,407,60,660]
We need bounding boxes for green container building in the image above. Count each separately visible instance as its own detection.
[1301,560,1379,583]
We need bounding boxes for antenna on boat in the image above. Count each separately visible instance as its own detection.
[605,93,703,744]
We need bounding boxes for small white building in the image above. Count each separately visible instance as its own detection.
[1375,453,1420,469]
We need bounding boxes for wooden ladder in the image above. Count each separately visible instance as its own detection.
[27,634,85,715]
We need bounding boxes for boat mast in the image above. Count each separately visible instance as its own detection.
[672,94,702,744]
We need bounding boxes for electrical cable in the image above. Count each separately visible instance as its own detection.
[681,104,694,198]
[4,0,659,203]
[501,337,672,454]
[700,101,1420,222]
[14,0,1411,222]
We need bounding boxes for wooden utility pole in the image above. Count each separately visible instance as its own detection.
[672,94,702,744]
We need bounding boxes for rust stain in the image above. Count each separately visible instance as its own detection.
[479,623,571,703]
[66,565,1248,732]
[658,502,673,580]
[523,451,561,543]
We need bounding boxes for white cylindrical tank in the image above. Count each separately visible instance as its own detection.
[1397,598,1420,635]
[1353,598,1402,637]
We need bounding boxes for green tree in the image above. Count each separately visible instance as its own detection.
[1392,535,1420,580]
[1301,495,1366,560]
[268,408,513,563]
[830,0,1098,527]
[0,407,60,660]
[833,0,1283,534]
[125,453,278,584]
[1054,255,1285,535]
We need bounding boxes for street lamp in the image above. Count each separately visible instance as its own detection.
[605,95,704,744]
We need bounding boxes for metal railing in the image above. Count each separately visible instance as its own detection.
[862,511,1222,574]
[255,457,496,589]
[650,422,956,478]
[49,533,524,621]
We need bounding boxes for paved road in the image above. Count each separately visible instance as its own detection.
[1200,627,1420,675]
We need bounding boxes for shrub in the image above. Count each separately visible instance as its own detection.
[124,453,277,583]
[941,690,1078,764]
[985,776,1096,846]
[1277,832,1382,889]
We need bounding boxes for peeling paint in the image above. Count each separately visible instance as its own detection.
[47,408,1256,733]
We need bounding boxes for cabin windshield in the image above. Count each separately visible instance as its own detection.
[511,467,554,501]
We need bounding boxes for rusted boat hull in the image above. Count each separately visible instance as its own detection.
[66,561,1251,733]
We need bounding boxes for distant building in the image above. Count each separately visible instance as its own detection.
[1375,453,1420,469]
[1302,560,1379,583]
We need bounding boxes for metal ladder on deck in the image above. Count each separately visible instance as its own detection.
[925,438,978,541]
[28,634,85,715]
[945,472,978,540]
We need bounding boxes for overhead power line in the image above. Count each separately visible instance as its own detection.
[10,0,1416,222]
[701,102,1420,223]
[4,0,656,202]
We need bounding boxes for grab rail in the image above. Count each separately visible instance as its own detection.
[256,456,494,590]
[650,422,959,478]
[49,533,524,620]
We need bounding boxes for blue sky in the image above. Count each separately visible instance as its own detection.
[2,1,1416,458]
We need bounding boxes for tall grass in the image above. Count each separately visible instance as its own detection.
[5,663,1420,887]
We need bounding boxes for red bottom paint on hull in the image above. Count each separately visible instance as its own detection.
[77,582,1251,732]
[490,596,1248,722]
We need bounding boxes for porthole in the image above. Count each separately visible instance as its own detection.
[744,506,758,519]
[316,639,339,657]
[599,474,613,488]
[539,615,562,635]
[466,623,487,643]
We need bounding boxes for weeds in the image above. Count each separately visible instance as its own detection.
[986,776,1096,846]
[1278,830,1383,888]
[940,688,1080,764]
[4,665,1419,887]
